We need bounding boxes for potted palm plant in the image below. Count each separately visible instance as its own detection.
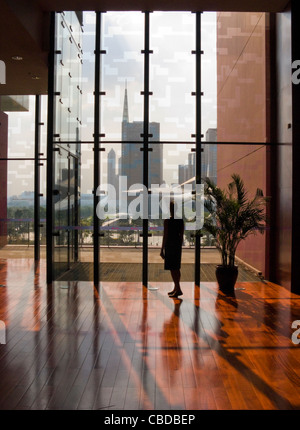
[203,174,267,295]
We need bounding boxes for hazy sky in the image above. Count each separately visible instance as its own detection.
[80,11,217,193]
[80,11,216,139]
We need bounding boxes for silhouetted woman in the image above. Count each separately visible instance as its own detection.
[160,200,184,297]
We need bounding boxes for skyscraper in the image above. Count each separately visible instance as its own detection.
[107,148,118,198]
[178,152,195,187]
[203,128,217,184]
[120,86,162,190]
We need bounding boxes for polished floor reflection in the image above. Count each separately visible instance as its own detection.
[0,258,299,410]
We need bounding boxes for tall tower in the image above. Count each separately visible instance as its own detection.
[120,85,162,191]
[122,82,129,123]
[204,128,217,184]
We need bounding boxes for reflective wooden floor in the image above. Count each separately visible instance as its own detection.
[0,258,300,410]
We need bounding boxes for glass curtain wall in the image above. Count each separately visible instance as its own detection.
[48,10,270,285]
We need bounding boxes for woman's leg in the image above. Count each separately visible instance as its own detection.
[168,270,176,295]
[170,269,182,296]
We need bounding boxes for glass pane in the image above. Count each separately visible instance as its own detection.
[101,12,144,142]
[54,12,83,148]
[81,12,95,143]
[40,161,47,258]
[99,143,143,282]
[53,147,69,279]
[0,160,35,258]
[201,12,217,145]
[69,155,79,264]
[4,95,36,158]
[40,95,48,170]
[79,143,93,264]
[150,12,195,142]
[148,143,195,285]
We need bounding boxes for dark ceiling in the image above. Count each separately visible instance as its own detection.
[0,0,291,96]
[37,0,290,12]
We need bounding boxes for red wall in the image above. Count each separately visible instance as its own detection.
[217,12,268,275]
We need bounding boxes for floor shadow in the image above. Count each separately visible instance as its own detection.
[155,287,296,410]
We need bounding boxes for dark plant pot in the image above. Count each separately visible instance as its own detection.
[215,265,238,295]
